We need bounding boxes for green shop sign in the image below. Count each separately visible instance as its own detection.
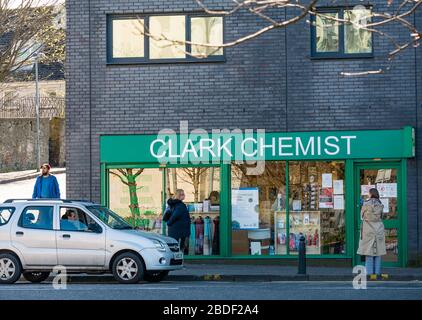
[100,127,415,164]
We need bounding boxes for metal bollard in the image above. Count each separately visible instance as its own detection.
[298,234,307,275]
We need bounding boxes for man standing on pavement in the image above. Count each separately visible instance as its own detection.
[32,163,61,199]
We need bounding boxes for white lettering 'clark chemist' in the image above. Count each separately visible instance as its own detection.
[150,135,357,160]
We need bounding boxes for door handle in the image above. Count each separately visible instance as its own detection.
[62,234,71,239]
[15,231,24,236]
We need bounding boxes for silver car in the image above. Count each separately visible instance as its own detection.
[0,199,183,284]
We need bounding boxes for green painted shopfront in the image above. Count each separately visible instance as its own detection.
[100,127,415,267]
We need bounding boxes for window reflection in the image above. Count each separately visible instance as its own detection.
[191,17,223,56]
[166,167,220,256]
[344,9,372,53]
[316,13,339,53]
[109,168,163,233]
[112,19,145,58]
[149,16,186,59]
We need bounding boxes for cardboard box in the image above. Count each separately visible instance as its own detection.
[232,230,249,255]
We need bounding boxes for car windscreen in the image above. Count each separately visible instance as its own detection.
[86,206,133,230]
[0,207,15,226]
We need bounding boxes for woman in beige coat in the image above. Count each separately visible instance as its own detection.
[357,188,388,280]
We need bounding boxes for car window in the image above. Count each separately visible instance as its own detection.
[86,205,133,230]
[20,206,54,230]
[60,207,102,233]
[0,207,15,226]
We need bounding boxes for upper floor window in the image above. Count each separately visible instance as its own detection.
[311,7,373,58]
[107,14,224,64]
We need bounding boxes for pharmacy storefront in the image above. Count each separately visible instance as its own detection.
[100,127,415,267]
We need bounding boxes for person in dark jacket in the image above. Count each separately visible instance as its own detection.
[32,163,61,199]
[164,189,191,253]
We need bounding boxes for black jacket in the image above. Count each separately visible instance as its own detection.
[165,198,191,240]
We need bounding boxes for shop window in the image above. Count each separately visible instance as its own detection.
[166,167,221,256]
[111,18,145,58]
[231,161,287,256]
[288,161,346,255]
[107,14,224,63]
[108,168,163,234]
[311,7,373,58]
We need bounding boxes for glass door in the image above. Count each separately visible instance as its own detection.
[354,163,403,267]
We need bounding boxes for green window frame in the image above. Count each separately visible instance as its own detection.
[107,14,225,64]
[311,7,374,59]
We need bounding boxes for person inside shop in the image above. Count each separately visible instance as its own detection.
[32,163,61,199]
[164,189,191,254]
[357,188,388,280]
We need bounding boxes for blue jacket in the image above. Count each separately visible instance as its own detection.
[166,199,191,240]
[32,175,61,199]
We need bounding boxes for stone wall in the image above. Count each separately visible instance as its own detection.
[0,118,65,172]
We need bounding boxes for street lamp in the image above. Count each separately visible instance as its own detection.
[33,50,45,172]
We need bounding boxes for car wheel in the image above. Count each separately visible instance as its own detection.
[22,271,50,283]
[0,253,22,284]
[112,252,145,284]
[144,270,169,283]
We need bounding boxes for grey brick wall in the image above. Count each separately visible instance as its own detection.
[66,0,422,263]
[415,4,422,264]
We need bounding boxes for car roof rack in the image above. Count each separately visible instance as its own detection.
[3,199,95,204]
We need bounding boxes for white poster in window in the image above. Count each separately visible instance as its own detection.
[231,188,259,230]
[380,198,389,213]
[303,213,310,225]
[361,185,375,196]
[377,183,397,198]
[333,180,344,195]
[334,195,345,210]
[322,173,333,188]
[292,200,302,211]
[250,241,262,255]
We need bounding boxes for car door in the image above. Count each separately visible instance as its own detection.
[56,206,106,267]
[10,205,58,266]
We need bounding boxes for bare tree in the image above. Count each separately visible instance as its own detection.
[0,0,64,83]
[110,168,144,226]
[138,0,421,75]
[177,167,210,202]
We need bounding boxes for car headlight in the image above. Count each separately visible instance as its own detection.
[152,239,166,252]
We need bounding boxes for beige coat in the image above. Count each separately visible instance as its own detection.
[357,198,386,256]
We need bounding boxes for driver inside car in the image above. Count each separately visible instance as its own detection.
[60,209,88,231]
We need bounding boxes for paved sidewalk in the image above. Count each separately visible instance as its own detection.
[0,168,66,185]
[48,264,422,283]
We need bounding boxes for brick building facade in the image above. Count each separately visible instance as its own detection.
[66,0,422,265]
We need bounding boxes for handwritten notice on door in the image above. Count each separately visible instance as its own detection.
[361,185,375,196]
[334,195,345,210]
[377,183,397,198]
[380,198,389,213]
[333,180,344,195]
[322,174,333,188]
